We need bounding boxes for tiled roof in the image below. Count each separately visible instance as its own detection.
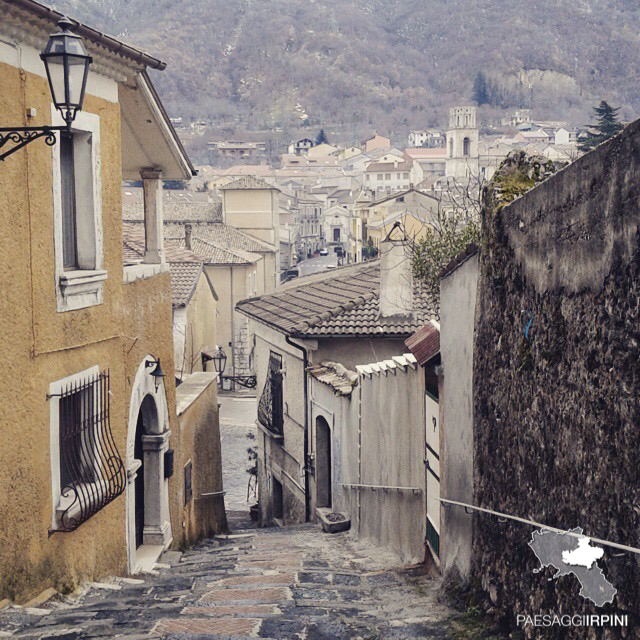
[169,262,204,307]
[122,189,222,223]
[121,224,207,307]
[366,160,413,172]
[405,323,440,365]
[405,148,447,158]
[187,237,260,265]
[237,261,435,337]
[219,176,279,191]
[167,223,275,254]
[308,362,359,396]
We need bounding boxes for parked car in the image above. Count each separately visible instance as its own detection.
[319,248,329,256]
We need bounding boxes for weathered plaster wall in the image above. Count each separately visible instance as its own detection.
[253,325,308,525]
[174,373,227,546]
[178,273,217,377]
[440,254,479,581]
[473,124,640,634]
[0,60,179,602]
[355,361,426,563]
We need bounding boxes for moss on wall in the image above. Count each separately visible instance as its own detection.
[472,130,640,635]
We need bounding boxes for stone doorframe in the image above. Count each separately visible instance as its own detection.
[125,357,173,574]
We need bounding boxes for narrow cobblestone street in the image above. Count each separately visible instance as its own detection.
[218,394,258,513]
[0,393,460,639]
[0,521,456,639]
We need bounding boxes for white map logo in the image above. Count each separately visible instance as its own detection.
[529,528,616,607]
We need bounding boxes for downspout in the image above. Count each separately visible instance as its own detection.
[229,267,235,377]
[285,335,310,522]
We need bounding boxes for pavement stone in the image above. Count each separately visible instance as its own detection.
[0,517,460,639]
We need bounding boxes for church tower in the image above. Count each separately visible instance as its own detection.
[445,106,479,179]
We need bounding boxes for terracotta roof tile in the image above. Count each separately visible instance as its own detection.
[169,262,203,307]
[405,323,440,365]
[219,176,279,191]
[308,362,359,396]
[237,261,436,337]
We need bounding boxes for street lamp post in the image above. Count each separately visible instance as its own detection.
[0,18,92,161]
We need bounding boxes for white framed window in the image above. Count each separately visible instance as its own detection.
[51,107,106,312]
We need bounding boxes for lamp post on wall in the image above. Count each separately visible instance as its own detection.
[0,17,92,161]
[203,345,256,391]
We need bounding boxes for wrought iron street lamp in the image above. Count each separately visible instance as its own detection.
[211,346,228,376]
[146,358,166,392]
[0,17,92,161]
[206,345,256,390]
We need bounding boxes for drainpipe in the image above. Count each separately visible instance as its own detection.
[285,335,310,522]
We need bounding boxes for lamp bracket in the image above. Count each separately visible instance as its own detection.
[0,126,67,161]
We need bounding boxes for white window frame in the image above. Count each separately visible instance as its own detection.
[51,107,106,312]
[48,365,100,529]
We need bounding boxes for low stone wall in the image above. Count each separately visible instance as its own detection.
[472,124,640,635]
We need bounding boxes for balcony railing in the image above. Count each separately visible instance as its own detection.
[257,352,284,437]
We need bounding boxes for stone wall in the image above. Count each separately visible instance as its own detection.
[472,125,640,635]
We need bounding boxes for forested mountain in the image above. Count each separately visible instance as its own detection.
[47,0,640,140]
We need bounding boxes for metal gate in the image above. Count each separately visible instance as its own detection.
[425,392,440,557]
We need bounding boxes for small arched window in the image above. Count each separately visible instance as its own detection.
[449,138,454,157]
[463,137,471,157]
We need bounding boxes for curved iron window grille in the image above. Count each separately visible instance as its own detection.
[258,352,283,436]
[50,370,126,534]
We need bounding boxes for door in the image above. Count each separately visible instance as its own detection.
[425,392,440,557]
[134,412,145,548]
[316,416,332,508]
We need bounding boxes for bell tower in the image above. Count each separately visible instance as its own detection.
[445,106,479,179]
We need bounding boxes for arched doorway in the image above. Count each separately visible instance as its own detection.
[126,358,172,573]
[134,395,158,548]
[315,416,332,509]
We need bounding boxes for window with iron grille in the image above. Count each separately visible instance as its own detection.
[51,370,126,533]
[258,351,283,437]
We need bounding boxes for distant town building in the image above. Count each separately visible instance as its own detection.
[446,106,480,179]
[408,130,445,148]
[288,138,314,155]
[363,133,392,153]
[208,141,268,164]
[501,109,532,127]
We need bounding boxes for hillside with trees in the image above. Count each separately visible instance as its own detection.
[49,0,640,144]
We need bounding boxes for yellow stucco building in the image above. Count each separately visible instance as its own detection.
[0,0,226,603]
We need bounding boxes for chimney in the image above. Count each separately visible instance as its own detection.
[379,223,413,318]
[185,223,192,250]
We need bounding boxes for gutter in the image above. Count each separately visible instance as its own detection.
[285,335,311,522]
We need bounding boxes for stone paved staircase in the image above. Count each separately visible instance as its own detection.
[0,516,455,639]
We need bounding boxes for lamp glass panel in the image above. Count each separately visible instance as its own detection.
[66,57,88,106]
[45,58,67,107]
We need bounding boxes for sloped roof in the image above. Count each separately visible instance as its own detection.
[122,223,204,263]
[405,323,440,365]
[366,160,413,172]
[169,262,204,307]
[219,176,279,191]
[8,0,166,70]
[176,224,275,254]
[122,189,222,223]
[308,362,359,396]
[187,237,261,265]
[121,224,209,307]
[237,261,435,338]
